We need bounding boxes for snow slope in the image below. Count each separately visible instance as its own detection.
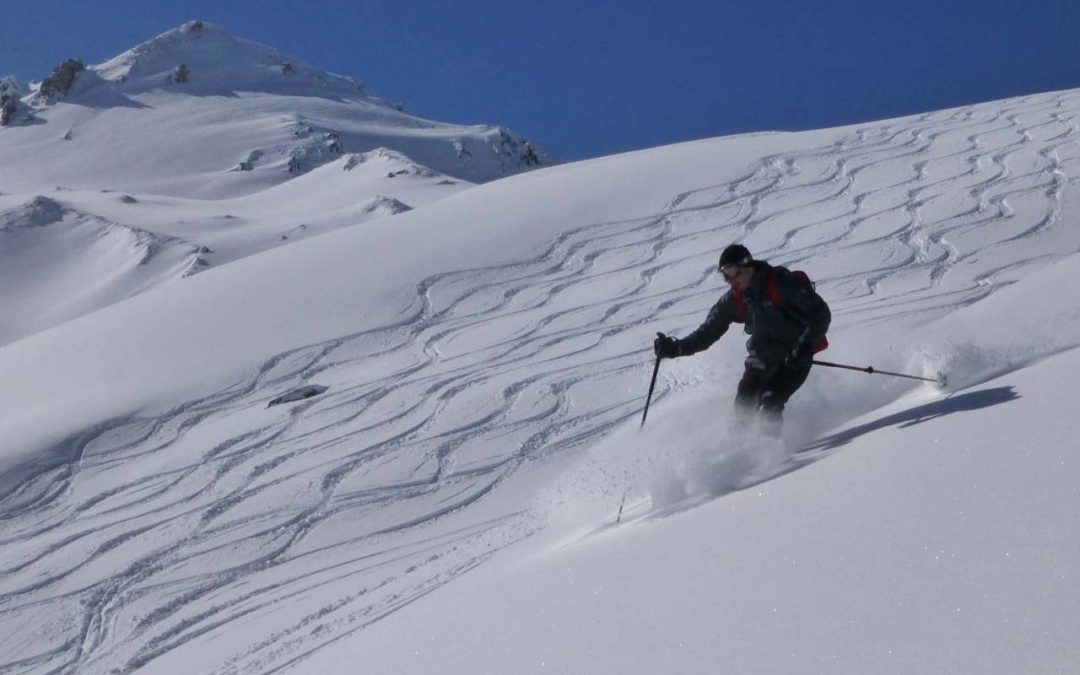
[0,21,546,345]
[328,347,1080,675]
[2,82,1080,674]
[0,195,203,345]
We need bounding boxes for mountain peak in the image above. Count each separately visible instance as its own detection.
[91,20,367,98]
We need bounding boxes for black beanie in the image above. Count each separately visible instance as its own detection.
[718,244,753,269]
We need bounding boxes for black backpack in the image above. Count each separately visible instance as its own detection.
[731,267,828,353]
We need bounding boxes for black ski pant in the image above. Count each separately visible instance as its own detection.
[734,356,812,435]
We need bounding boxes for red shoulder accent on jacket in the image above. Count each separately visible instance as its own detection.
[765,268,782,307]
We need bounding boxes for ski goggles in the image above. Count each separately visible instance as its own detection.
[718,254,752,280]
[720,264,745,282]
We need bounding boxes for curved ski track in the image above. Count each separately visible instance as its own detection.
[3,91,1080,673]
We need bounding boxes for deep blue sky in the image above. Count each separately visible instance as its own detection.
[4,0,1080,160]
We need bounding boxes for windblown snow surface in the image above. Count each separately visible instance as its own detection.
[2,87,1080,674]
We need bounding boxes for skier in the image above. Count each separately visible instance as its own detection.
[653,244,831,436]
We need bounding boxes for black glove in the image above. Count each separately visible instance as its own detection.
[654,332,681,359]
[786,339,813,367]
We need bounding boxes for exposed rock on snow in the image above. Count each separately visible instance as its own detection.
[342,148,437,178]
[358,195,412,216]
[0,195,65,229]
[267,384,328,407]
[286,126,343,174]
[0,75,24,97]
[1,76,24,126]
[36,58,86,102]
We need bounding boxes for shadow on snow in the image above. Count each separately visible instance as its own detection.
[595,385,1021,534]
[800,385,1020,454]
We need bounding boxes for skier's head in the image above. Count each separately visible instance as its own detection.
[718,244,754,291]
[718,244,752,270]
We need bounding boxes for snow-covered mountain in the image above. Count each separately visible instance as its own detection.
[2,38,1080,674]
[0,21,549,346]
[2,21,549,196]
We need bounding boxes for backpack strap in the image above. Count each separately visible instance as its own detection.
[733,268,779,322]
[765,268,782,307]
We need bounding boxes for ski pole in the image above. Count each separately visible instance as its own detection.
[812,359,946,386]
[620,348,661,523]
[640,349,662,428]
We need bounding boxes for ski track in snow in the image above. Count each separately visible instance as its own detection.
[4,91,1080,673]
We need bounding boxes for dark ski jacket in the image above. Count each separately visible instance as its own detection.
[679,261,831,366]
